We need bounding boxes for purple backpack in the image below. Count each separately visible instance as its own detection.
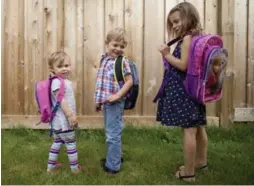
[35,75,65,125]
[154,34,228,104]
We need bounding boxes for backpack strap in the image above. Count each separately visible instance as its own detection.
[114,56,125,88]
[153,37,183,103]
[50,75,65,104]
[166,36,182,47]
[49,75,65,136]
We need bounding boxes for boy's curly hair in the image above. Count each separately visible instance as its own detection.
[105,27,128,46]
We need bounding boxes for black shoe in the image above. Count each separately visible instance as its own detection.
[103,165,119,174]
[100,157,124,166]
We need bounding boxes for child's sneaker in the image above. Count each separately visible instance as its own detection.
[71,165,83,174]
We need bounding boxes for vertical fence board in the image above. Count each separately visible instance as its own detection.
[24,0,45,115]
[164,0,180,41]
[4,0,24,114]
[247,0,254,107]
[219,0,235,125]
[2,0,254,125]
[124,0,144,115]
[4,0,17,114]
[105,0,124,35]
[64,0,79,113]
[205,0,218,116]
[1,0,5,112]
[44,0,58,57]
[234,0,248,108]
[18,0,25,115]
[185,0,205,28]
[57,0,64,50]
[83,0,104,115]
[143,0,165,115]
[75,0,84,114]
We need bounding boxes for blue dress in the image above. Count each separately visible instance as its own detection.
[156,41,207,128]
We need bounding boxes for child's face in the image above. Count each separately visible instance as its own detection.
[106,39,125,58]
[213,63,220,75]
[51,57,71,78]
[169,11,182,37]
[212,58,221,75]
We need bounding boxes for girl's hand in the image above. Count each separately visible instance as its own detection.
[107,94,121,103]
[68,115,78,128]
[158,44,170,56]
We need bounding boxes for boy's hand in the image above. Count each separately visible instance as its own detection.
[158,44,170,56]
[68,115,78,128]
[95,103,102,112]
[107,94,121,103]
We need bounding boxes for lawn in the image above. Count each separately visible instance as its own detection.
[2,123,254,185]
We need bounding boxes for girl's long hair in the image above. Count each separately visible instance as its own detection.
[167,2,203,39]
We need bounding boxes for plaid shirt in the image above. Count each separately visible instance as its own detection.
[94,53,132,104]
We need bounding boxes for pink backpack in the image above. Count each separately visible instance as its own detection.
[184,34,228,104]
[153,34,228,104]
[35,75,65,125]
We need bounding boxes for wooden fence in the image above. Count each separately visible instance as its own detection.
[2,0,254,128]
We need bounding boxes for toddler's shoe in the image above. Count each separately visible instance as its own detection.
[47,162,63,173]
[71,165,83,174]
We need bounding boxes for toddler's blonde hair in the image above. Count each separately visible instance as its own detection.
[48,51,69,69]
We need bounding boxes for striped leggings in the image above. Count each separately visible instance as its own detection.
[47,130,79,170]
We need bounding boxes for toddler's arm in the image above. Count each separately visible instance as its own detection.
[53,90,78,127]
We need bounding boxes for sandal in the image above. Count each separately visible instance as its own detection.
[198,164,208,170]
[179,164,208,171]
[72,165,83,174]
[47,162,63,173]
[175,170,196,182]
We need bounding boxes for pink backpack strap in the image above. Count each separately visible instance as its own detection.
[50,75,65,103]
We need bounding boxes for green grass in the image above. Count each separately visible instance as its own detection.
[2,123,254,185]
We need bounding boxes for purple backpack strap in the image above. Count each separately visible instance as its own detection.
[153,37,182,103]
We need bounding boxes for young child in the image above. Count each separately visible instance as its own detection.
[156,2,208,182]
[94,28,133,174]
[47,51,82,174]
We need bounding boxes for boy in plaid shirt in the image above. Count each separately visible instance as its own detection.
[94,28,133,174]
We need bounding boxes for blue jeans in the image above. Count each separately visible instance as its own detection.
[103,100,124,171]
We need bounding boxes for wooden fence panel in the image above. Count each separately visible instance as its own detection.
[83,0,104,115]
[2,0,254,126]
[57,0,64,50]
[104,0,124,35]
[143,0,165,115]
[64,0,84,115]
[234,0,248,107]
[24,0,45,115]
[164,0,181,41]
[185,0,204,28]
[247,0,254,107]
[220,0,235,125]
[75,0,84,114]
[1,0,5,112]
[2,0,24,114]
[124,0,144,115]
[205,0,218,117]
[44,0,58,57]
